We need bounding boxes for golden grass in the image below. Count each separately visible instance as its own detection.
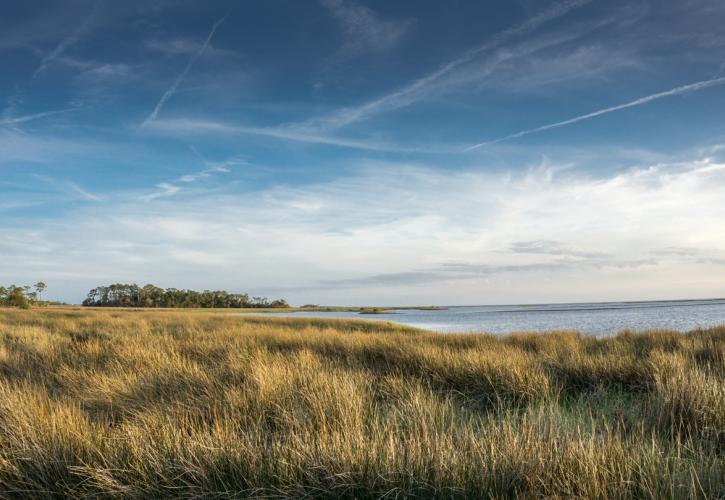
[0,308,723,498]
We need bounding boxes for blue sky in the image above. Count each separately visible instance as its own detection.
[2,0,725,305]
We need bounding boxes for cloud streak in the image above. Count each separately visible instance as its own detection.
[67,181,104,202]
[321,0,413,61]
[0,109,74,127]
[32,4,100,78]
[466,75,725,150]
[147,118,446,153]
[142,16,227,126]
[509,240,608,259]
[179,146,243,182]
[143,182,181,201]
[298,0,592,132]
[322,257,658,288]
[31,174,104,202]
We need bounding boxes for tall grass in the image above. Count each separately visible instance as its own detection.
[0,308,723,498]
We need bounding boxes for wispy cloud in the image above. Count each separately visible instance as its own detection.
[298,0,591,131]
[0,109,74,128]
[321,0,413,61]
[490,43,642,93]
[509,240,608,259]
[146,118,445,153]
[466,75,725,150]
[134,147,242,202]
[32,174,103,202]
[77,62,133,81]
[32,3,100,78]
[143,182,181,201]
[145,37,240,59]
[67,182,103,202]
[650,245,725,264]
[2,92,23,120]
[322,257,657,287]
[652,246,702,257]
[712,61,725,79]
[178,145,243,183]
[26,42,136,83]
[141,16,227,126]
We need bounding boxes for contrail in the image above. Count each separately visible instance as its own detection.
[33,3,100,79]
[299,0,592,131]
[0,109,74,127]
[713,62,725,79]
[465,76,725,151]
[188,144,210,166]
[142,16,227,127]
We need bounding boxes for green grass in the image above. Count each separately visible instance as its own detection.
[0,308,723,498]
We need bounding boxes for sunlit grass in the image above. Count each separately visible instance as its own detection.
[0,308,723,497]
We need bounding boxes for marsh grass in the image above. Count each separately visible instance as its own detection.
[0,308,723,498]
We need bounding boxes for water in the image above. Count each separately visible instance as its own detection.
[250,299,725,336]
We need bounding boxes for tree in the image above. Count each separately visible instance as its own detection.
[34,282,47,304]
[4,285,31,309]
[80,283,288,309]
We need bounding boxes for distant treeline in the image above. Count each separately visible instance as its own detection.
[82,284,289,309]
[1,282,47,309]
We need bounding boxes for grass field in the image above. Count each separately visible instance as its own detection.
[64,305,445,314]
[0,308,723,498]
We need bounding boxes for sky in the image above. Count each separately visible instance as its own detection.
[2,0,725,305]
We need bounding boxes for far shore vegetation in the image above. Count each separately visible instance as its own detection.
[0,308,723,497]
[81,283,289,309]
[3,281,448,315]
[0,282,48,309]
[79,284,443,312]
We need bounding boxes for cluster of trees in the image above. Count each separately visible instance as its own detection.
[82,284,289,309]
[0,282,47,309]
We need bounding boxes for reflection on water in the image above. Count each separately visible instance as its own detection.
[243,299,725,336]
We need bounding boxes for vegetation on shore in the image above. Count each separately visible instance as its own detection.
[264,305,446,314]
[192,305,444,314]
[0,308,723,497]
[66,305,441,315]
[358,307,389,314]
[82,283,289,308]
[1,281,443,314]
[0,282,47,309]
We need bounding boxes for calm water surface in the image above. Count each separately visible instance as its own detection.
[251,299,725,336]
